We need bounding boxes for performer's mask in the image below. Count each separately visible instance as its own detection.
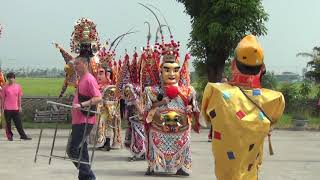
[230,35,265,88]
[97,68,107,84]
[161,62,180,85]
[103,86,116,100]
[123,86,133,99]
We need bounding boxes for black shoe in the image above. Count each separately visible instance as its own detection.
[176,168,189,176]
[145,167,154,176]
[103,138,111,151]
[8,137,13,141]
[128,156,136,162]
[138,154,146,161]
[102,146,111,151]
[21,136,32,140]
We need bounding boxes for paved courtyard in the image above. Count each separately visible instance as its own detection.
[0,129,319,180]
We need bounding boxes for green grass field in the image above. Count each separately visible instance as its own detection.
[16,78,74,97]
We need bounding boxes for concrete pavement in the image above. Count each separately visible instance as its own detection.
[0,129,319,180]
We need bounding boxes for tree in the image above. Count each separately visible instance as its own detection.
[177,0,268,82]
[297,47,320,83]
[261,71,278,89]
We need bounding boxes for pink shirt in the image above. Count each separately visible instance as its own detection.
[72,73,101,125]
[2,83,23,111]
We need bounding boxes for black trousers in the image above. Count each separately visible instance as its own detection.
[120,99,126,119]
[4,110,27,139]
[67,123,95,180]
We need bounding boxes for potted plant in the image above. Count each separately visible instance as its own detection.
[292,108,309,131]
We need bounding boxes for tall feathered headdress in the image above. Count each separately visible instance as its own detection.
[139,20,161,91]
[130,48,141,85]
[116,53,131,94]
[98,30,136,68]
[139,3,192,89]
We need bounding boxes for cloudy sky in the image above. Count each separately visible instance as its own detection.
[0,0,319,75]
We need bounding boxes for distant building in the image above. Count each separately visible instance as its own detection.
[275,72,301,82]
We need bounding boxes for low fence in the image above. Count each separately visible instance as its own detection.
[16,96,320,122]
[21,96,72,122]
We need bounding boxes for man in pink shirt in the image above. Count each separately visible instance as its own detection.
[67,54,101,180]
[2,72,31,141]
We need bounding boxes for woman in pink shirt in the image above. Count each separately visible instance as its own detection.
[2,72,31,141]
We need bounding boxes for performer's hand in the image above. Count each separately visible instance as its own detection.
[268,126,273,136]
[72,103,81,109]
[152,97,170,109]
[193,122,201,134]
[133,99,140,106]
[53,42,60,49]
[186,105,193,114]
[163,97,170,104]
[19,107,22,113]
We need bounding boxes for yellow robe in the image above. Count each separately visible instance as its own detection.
[201,83,285,180]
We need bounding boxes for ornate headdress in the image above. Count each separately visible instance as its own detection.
[70,18,100,54]
[116,53,130,93]
[178,53,191,87]
[157,36,180,64]
[139,3,192,88]
[130,48,141,84]
[116,50,143,101]
[98,46,115,68]
[139,21,161,90]
[98,30,136,68]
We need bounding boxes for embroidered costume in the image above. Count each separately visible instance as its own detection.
[116,50,146,161]
[139,11,200,174]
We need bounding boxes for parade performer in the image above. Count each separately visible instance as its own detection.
[140,5,201,174]
[53,18,100,97]
[201,35,285,180]
[90,45,122,150]
[123,83,145,161]
[117,49,146,161]
[87,30,136,150]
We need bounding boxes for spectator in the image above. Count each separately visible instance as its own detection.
[2,72,31,141]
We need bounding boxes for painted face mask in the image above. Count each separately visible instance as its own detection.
[161,62,180,85]
[123,86,133,99]
[97,68,107,84]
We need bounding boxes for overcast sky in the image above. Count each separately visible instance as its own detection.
[0,0,319,75]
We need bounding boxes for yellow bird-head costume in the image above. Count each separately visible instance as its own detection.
[201,35,285,180]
